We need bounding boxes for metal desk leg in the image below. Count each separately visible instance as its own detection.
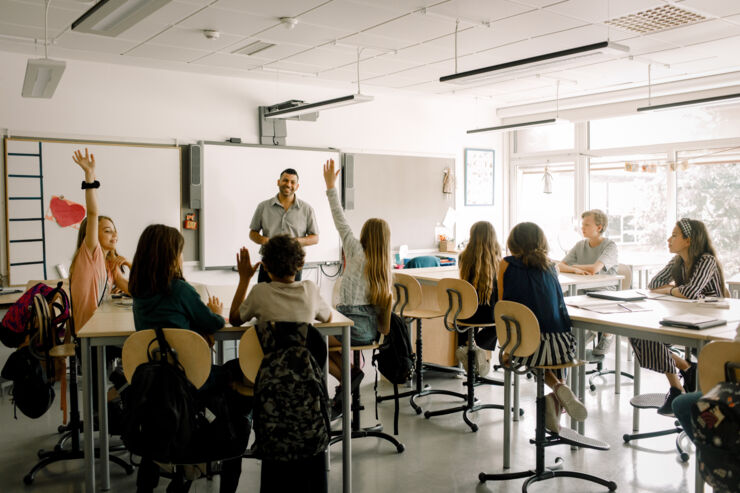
[695,340,707,493]
[503,370,511,469]
[513,373,520,422]
[82,339,95,493]
[577,327,585,436]
[633,358,641,432]
[97,346,110,490]
[615,335,622,395]
[341,325,351,493]
[216,340,225,365]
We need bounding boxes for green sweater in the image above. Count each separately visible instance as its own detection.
[133,279,224,333]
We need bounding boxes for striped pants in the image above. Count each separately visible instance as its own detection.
[629,338,676,374]
[513,331,576,373]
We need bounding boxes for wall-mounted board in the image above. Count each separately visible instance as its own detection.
[4,138,181,285]
[200,143,342,269]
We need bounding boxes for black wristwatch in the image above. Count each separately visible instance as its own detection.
[81,180,100,190]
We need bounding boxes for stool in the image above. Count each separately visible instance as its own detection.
[376,273,466,415]
[423,279,516,432]
[479,301,616,492]
[329,346,405,453]
[622,393,689,462]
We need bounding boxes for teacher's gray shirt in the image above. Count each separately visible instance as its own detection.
[250,194,318,253]
[562,238,618,275]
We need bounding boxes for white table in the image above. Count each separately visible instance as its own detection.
[568,296,740,493]
[78,301,355,493]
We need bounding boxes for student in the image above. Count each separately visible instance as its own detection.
[229,235,331,493]
[249,168,319,283]
[455,221,501,377]
[321,159,392,411]
[631,218,727,416]
[500,222,587,433]
[557,209,618,356]
[130,224,245,493]
[69,148,130,332]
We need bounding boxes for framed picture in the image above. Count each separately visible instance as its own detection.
[464,148,495,206]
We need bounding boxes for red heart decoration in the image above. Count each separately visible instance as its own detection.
[50,196,86,228]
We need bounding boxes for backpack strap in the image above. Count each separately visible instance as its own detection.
[149,327,186,373]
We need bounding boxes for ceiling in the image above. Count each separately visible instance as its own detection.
[2,0,740,107]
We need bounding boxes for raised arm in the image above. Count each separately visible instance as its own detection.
[323,159,361,255]
[73,149,99,252]
[229,247,260,326]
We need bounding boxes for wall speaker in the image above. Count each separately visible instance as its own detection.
[342,154,354,210]
[188,144,202,209]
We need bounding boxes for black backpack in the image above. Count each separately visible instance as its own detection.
[121,328,202,463]
[373,312,414,385]
[691,362,740,492]
[252,321,330,461]
[1,345,55,419]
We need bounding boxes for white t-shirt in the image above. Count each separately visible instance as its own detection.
[239,279,331,324]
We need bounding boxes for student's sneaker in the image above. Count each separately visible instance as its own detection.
[680,362,697,392]
[545,393,561,434]
[455,346,469,372]
[554,383,588,421]
[475,345,490,378]
[657,387,683,416]
[591,334,614,357]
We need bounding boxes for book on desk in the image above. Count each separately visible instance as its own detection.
[586,290,646,302]
[660,313,727,330]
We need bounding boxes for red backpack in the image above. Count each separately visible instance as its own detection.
[0,282,71,348]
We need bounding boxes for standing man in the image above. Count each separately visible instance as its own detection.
[249,168,319,282]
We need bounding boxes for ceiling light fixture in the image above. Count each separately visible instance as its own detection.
[263,48,373,119]
[440,41,629,85]
[22,0,66,98]
[637,92,740,112]
[233,40,276,56]
[72,0,172,37]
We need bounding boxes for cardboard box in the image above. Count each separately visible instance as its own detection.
[439,240,455,252]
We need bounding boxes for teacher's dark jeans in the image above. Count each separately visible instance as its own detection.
[257,266,302,283]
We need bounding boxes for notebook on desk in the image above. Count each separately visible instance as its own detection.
[586,290,646,302]
[660,313,727,330]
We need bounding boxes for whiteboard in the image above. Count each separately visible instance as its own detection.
[201,143,342,269]
[4,138,181,285]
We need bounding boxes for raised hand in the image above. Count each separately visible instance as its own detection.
[323,159,340,189]
[236,247,260,281]
[73,148,95,176]
[207,295,223,315]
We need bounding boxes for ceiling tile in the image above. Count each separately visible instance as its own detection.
[648,18,740,45]
[214,0,328,18]
[258,21,352,46]
[349,0,451,15]
[261,59,325,75]
[283,45,385,70]
[299,1,403,32]
[148,26,243,51]
[546,0,666,23]
[191,52,265,70]
[341,31,412,50]
[54,31,137,54]
[355,53,421,74]
[178,7,278,37]
[112,1,208,41]
[0,0,82,34]
[315,67,359,82]
[616,34,680,55]
[364,72,424,88]
[226,41,308,60]
[125,43,211,62]
[679,0,740,18]
[363,11,471,44]
[394,36,456,64]
[428,0,532,24]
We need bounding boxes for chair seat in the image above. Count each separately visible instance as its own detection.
[329,343,380,352]
[231,380,254,397]
[535,359,586,371]
[402,308,443,319]
[456,321,496,328]
[629,393,666,409]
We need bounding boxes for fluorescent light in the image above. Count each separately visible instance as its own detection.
[467,118,566,134]
[22,58,66,98]
[636,92,740,112]
[72,0,172,37]
[264,94,374,119]
[441,41,629,85]
[233,41,276,56]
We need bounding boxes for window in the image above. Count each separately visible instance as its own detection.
[676,148,740,277]
[515,163,575,258]
[514,121,574,153]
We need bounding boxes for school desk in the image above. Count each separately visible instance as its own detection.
[567,297,740,493]
[78,301,355,493]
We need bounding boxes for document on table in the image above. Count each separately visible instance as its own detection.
[645,293,730,308]
[660,313,727,330]
[566,298,651,314]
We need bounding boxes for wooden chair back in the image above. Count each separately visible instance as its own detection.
[238,327,264,385]
[436,278,478,331]
[698,340,740,392]
[392,273,422,316]
[122,329,212,389]
[616,264,632,290]
[494,301,541,358]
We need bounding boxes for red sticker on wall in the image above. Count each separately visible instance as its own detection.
[47,196,86,228]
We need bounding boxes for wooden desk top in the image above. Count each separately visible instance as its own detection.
[567,295,740,342]
[78,300,352,339]
[0,291,23,306]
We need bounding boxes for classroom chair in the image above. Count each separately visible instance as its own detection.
[479,301,615,492]
[23,280,133,485]
[404,255,440,269]
[586,264,635,393]
[376,273,466,416]
[122,328,245,489]
[423,278,515,432]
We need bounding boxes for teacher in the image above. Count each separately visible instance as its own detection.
[249,167,319,282]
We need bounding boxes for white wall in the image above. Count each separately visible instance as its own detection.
[0,50,503,284]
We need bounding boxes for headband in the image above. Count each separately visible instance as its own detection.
[678,218,692,238]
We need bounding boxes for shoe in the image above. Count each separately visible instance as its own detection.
[554,383,588,421]
[545,393,561,434]
[591,334,613,357]
[680,362,697,392]
[657,387,683,416]
[455,346,469,372]
[585,331,597,346]
[475,345,490,377]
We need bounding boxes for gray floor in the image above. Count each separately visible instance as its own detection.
[0,339,710,493]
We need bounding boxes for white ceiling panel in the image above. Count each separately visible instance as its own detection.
[341,31,413,50]
[649,18,740,45]
[349,0,452,15]
[191,52,266,70]
[258,21,353,46]
[178,7,278,37]
[113,2,209,41]
[54,31,137,54]
[679,0,740,18]
[546,0,666,23]
[363,12,471,44]
[299,1,404,32]
[148,26,243,51]
[364,72,425,88]
[0,0,82,34]
[214,0,329,18]
[428,0,532,24]
[226,41,309,60]
[354,53,421,74]
[263,59,329,75]
[286,45,386,70]
[125,43,211,62]
[0,20,45,40]
[615,34,680,54]
[394,36,455,63]
[315,67,362,82]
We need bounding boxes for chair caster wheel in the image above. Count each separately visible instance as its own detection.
[57,425,66,433]
[518,408,525,416]
[623,434,630,443]
[23,474,34,485]
[680,452,689,462]
[608,481,618,491]
[470,424,479,432]
[414,407,422,415]
[423,411,431,419]
[589,384,596,392]
[396,444,405,453]
[478,473,487,483]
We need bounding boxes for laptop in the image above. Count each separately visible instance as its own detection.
[586,290,647,302]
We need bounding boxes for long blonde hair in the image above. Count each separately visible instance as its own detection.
[459,221,501,304]
[70,215,118,275]
[360,218,392,309]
